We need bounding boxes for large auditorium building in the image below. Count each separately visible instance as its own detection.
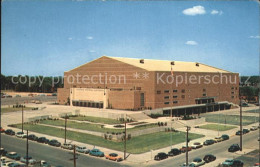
[58,56,239,115]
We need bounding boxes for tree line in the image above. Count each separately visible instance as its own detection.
[1,74,63,93]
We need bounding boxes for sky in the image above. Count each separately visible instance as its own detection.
[2,1,259,76]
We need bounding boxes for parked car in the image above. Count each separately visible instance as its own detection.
[222,159,244,167]
[5,129,15,135]
[192,157,205,166]
[16,132,27,138]
[76,146,90,154]
[28,134,38,141]
[0,127,5,133]
[0,147,7,156]
[228,144,240,152]
[61,143,73,150]
[105,153,123,162]
[35,100,42,104]
[180,146,192,153]
[253,163,260,167]
[214,136,224,142]
[6,152,21,160]
[89,149,104,157]
[203,154,216,163]
[20,156,37,164]
[221,134,230,140]
[48,140,61,147]
[8,162,21,167]
[203,139,215,146]
[168,148,181,156]
[250,126,258,131]
[191,142,203,149]
[37,137,49,144]
[154,152,168,161]
[180,163,196,167]
[15,95,21,98]
[243,129,250,134]
[40,160,51,167]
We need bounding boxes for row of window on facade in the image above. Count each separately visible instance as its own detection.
[164,101,178,104]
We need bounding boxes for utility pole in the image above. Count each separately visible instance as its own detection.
[65,114,67,143]
[124,121,126,160]
[22,105,24,133]
[185,126,190,166]
[26,130,29,167]
[240,96,242,151]
[73,145,76,167]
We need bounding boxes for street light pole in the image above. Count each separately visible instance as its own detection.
[124,121,126,160]
[22,105,24,133]
[185,126,190,166]
[26,130,29,167]
[239,91,243,151]
[65,115,67,143]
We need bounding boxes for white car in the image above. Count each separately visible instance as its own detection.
[192,158,205,167]
[20,156,36,164]
[250,126,258,131]
[61,143,73,150]
[191,142,203,149]
[16,132,27,138]
[76,146,90,154]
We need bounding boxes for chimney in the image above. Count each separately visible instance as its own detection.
[140,59,144,64]
[171,61,175,65]
[196,62,199,67]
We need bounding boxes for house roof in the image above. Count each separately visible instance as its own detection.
[108,56,232,73]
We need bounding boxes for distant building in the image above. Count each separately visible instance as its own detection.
[58,56,239,115]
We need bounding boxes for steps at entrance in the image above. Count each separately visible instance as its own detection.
[128,112,151,121]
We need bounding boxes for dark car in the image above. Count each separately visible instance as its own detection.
[154,152,168,161]
[203,154,216,163]
[203,139,215,146]
[28,134,38,141]
[228,144,240,152]
[0,147,7,156]
[37,137,49,144]
[222,159,244,167]
[5,129,15,135]
[168,148,181,156]
[242,129,249,134]
[48,139,61,147]
[221,134,229,140]
[6,152,21,160]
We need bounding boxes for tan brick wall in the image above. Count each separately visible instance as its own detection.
[57,88,70,105]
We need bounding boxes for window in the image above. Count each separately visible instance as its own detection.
[231,87,234,90]
[136,87,141,90]
[173,89,178,93]
[231,92,234,94]
[231,96,234,99]
[157,90,161,94]
[181,89,185,93]
[173,101,178,104]
[173,96,178,98]
[140,93,145,106]
[164,102,170,105]
[203,88,206,92]
[182,95,185,99]
[164,96,170,99]
[164,90,170,93]
[203,93,207,97]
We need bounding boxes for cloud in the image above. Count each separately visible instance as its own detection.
[211,10,223,15]
[185,41,198,45]
[183,6,206,16]
[86,36,93,40]
[68,37,73,40]
[249,35,260,39]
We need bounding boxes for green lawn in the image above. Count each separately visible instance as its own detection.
[244,109,259,113]
[12,123,204,154]
[39,120,158,133]
[199,124,237,131]
[68,116,124,125]
[204,114,259,126]
[1,107,33,113]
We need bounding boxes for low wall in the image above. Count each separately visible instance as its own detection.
[178,117,206,127]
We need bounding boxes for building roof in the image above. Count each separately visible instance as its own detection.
[108,56,232,73]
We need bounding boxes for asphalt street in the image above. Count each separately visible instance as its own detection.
[148,130,259,167]
[1,134,130,167]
